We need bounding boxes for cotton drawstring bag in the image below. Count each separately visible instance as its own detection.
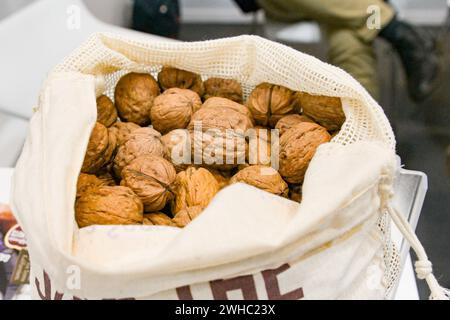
[10,34,448,300]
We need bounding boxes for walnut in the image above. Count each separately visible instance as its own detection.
[172,167,220,214]
[158,66,204,96]
[109,122,141,146]
[204,78,243,103]
[201,97,253,122]
[209,169,230,189]
[114,72,160,126]
[190,129,248,170]
[275,114,314,136]
[96,95,117,127]
[279,122,331,184]
[143,213,176,226]
[246,83,300,127]
[289,184,302,202]
[96,171,117,186]
[188,99,252,170]
[189,98,253,132]
[76,173,115,198]
[247,126,272,166]
[81,122,117,174]
[230,165,288,197]
[75,186,143,228]
[161,129,191,172]
[298,92,345,131]
[237,163,250,171]
[113,127,167,178]
[172,206,203,228]
[121,155,176,212]
[151,88,202,134]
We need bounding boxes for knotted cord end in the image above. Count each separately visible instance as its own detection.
[414,260,432,280]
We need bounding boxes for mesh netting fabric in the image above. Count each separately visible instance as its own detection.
[52,33,400,297]
[378,213,401,297]
[54,33,395,149]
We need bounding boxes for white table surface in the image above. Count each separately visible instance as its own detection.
[0,167,420,300]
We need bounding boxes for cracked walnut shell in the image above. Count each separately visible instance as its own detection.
[158,66,204,96]
[151,88,202,134]
[171,167,220,215]
[109,122,141,146]
[81,122,117,174]
[114,72,160,126]
[246,83,300,127]
[279,122,331,184]
[275,114,314,136]
[230,165,288,197]
[172,205,203,228]
[96,95,118,127]
[113,127,167,178]
[204,78,243,103]
[298,92,345,131]
[121,155,176,212]
[75,186,143,228]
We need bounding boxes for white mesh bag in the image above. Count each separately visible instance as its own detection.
[11,34,448,300]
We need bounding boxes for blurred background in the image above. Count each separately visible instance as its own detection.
[0,0,448,299]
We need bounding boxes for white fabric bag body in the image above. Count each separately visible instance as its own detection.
[12,34,442,300]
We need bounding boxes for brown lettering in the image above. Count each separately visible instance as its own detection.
[262,264,304,300]
[176,285,194,300]
[210,275,258,300]
[35,270,64,300]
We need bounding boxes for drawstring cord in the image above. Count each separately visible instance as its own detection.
[380,173,449,300]
[387,205,449,300]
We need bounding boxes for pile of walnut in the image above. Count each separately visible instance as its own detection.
[75,66,345,229]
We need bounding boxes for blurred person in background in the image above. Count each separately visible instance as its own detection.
[447,146,450,180]
[234,0,441,102]
[133,0,180,38]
